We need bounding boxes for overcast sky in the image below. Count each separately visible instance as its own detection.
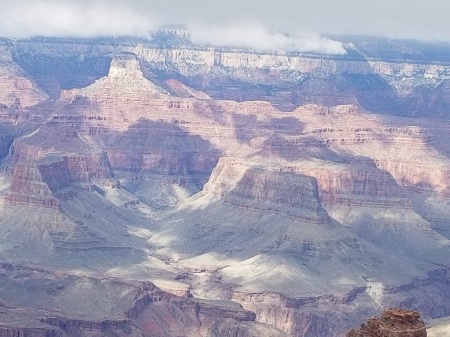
[0,0,448,54]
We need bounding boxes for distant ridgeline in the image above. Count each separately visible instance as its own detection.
[4,30,450,116]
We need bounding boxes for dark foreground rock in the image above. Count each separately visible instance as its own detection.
[347,309,427,337]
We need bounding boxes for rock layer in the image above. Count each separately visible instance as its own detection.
[203,159,329,222]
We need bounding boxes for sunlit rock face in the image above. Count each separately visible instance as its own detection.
[0,35,449,337]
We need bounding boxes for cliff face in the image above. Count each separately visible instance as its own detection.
[8,37,450,115]
[5,158,67,208]
[203,159,329,222]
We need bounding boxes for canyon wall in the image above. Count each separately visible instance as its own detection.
[6,38,450,115]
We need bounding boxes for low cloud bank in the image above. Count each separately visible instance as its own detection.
[189,22,346,55]
[1,0,450,45]
[0,0,158,38]
[0,0,345,55]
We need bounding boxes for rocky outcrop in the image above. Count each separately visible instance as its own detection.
[56,57,222,193]
[347,309,427,337]
[226,266,450,337]
[128,287,287,337]
[3,55,223,211]
[203,158,329,222]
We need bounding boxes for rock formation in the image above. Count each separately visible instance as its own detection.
[10,36,450,115]
[0,35,449,337]
[0,263,288,337]
[202,159,329,222]
[347,309,427,337]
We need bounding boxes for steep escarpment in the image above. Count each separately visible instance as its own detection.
[5,138,112,208]
[12,41,112,98]
[150,153,449,336]
[148,101,450,336]
[105,120,220,187]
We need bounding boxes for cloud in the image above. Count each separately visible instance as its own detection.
[144,0,450,43]
[0,0,159,38]
[1,0,450,44]
[188,22,346,54]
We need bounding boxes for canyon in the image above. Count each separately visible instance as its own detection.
[0,31,449,336]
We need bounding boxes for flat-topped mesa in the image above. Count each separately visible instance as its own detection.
[347,309,427,337]
[203,159,329,223]
[60,52,168,101]
[108,52,143,79]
